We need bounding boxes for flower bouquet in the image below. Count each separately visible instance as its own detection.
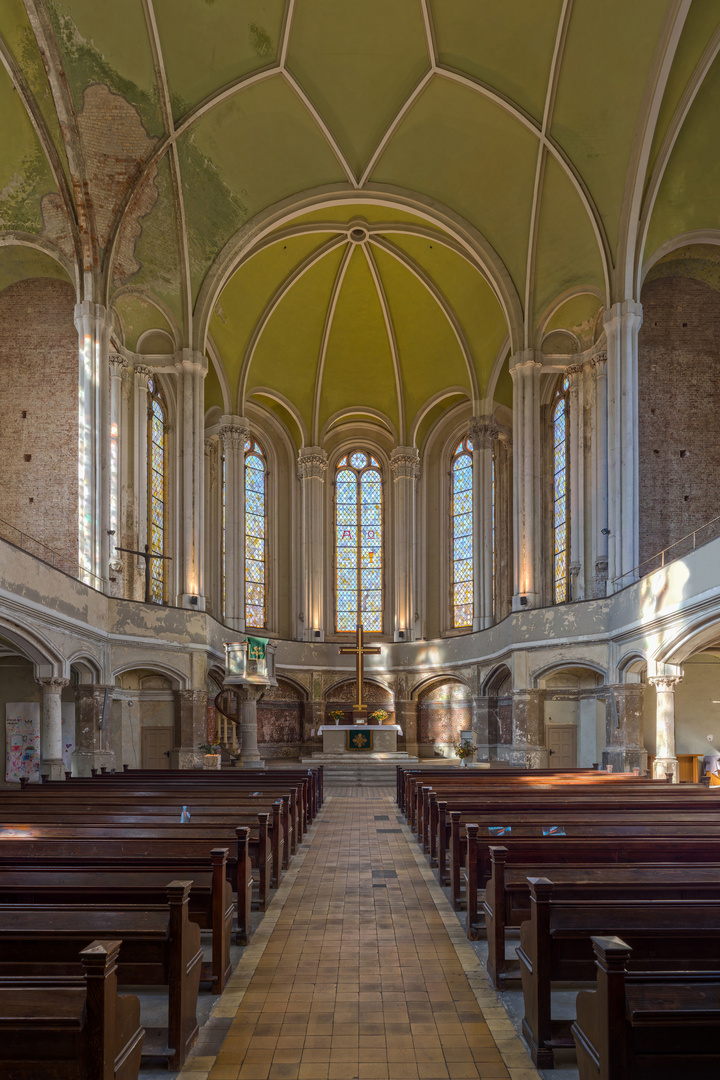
[369,709,389,725]
[328,710,344,726]
[454,741,477,767]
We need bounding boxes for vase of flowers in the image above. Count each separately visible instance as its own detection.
[199,742,222,769]
[328,710,344,726]
[369,709,389,725]
[454,741,477,767]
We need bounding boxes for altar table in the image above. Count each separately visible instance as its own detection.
[318,724,401,753]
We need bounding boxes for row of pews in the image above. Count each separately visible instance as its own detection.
[0,764,322,1078]
[397,764,720,1078]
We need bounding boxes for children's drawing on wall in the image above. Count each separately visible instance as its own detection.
[5,702,40,783]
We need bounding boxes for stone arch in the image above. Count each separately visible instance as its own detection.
[416,677,471,758]
[0,618,66,679]
[112,662,187,690]
[68,654,102,685]
[481,664,512,696]
[532,662,606,690]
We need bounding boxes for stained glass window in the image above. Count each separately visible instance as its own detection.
[553,376,570,604]
[245,439,266,628]
[335,452,383,633]
[451,438,474,628]
[147,379,166,604]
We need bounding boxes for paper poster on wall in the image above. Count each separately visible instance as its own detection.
[5,702,41,783]
[61,703,75,774]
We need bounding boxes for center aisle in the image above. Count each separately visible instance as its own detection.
[182,793,540,1080]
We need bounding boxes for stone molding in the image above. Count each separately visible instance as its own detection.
[389,445,420,479]
[297,446,328,481]
[108,352,128,371]
[37,677,69,693]
[219,423,250,452]
[647,675,682,692]
[467,416,498,450]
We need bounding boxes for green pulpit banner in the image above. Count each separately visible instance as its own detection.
[246,636,269,660]
[347,729,373,751]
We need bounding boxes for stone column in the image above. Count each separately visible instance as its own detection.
[604,301,643,589]
[390,446,420,641]
[298,447,328,641]
[107,353,127,595]
[510,689,548,768]
[171,689,207,769]
[591,352,609,597]
[75,301,113,591]
[567,363,585,600]
[175,350,207,609]
[38,677,69,780]
[72,685,116,776]
[649,675,681,782]
[510,350,542,608]
[494,432,513,621]
[468,417,498,630]
[219,417,251,631]
[602,684,647,773]
[204,437,217,618]
[395,698,418,757]
[235,685,265,768]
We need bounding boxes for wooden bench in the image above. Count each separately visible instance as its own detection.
[0,939,144,1080]
[572,935,720,1080]
[518,878,720,1068]
[482,846,720,988]
[0,880,202,1069]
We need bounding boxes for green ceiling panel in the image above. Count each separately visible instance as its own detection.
[249,392,303,450]
[125,155,183,326]
[370,243,469,431]
[210,231,338,389]
[415,393,468,452]
[0,61,57,234]
[532,153,606,328]
[113,292,173,352]
[386,232,507,396]
[552,0,668,259]
[47,0,163,136]
[319,245,399,435]
[279,205,440,230]
[646,50,720,262]
[153,0,286,122]
[372,76,537,298]
[246,243,346,425]
[204,356,225,414]
[544,292,602,348]
[0,244,70,293]
[286,0,429,178]
[431,0,564,121]
[493,356,513,410]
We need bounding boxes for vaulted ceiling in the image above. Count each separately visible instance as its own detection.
[1,1,719,445]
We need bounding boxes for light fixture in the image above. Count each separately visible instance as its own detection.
[189,596,198,606]
[601,528,611,535]
[314,629,321,638]
[520,596,528,606]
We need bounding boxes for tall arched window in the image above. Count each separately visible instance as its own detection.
[552,375,570,604]
[147,378,166,604]
[335,452,383,633]
[451,437,474,628]
[244,439,266,628]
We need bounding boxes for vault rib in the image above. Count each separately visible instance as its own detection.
[362,242,406,444]
[311,242,354,444]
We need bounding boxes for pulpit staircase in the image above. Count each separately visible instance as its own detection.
[213,689,242,765]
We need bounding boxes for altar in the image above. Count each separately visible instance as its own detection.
[319,724,401,753]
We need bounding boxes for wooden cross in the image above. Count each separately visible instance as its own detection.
[114,543,172,604]
[339,623,381,710]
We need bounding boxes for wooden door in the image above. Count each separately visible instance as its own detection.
[141,727,173,769]
[546,723,577,768]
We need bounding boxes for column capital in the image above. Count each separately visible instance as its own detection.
[134,363,153,383]
[219,416,251,452]
[37,677,70,693]
[389,445,420,479]
[602,299,643,332]
[467,415,498,450]
[509,348,542,375]
[175,347,208,374]
[297,446,328,480]
[108,351,128,372]
[648,675,682,692]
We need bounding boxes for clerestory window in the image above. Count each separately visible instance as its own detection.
[335,452,383,633]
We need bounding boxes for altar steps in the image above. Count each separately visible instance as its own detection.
[300,752,417,787]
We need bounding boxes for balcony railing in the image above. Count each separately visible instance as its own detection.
[612,513,720,590]
[0,516,104,591]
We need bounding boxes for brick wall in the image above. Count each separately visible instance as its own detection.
[638,276,720,565]
[0,278,78,567]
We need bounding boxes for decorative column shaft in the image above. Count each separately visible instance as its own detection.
[38,677,69,780]
[108,353,127,594]
[74,301,113,591]
[219,417,251,631]
[235,685,265,767]
[72,685,115,776]
[494,432,513,621]
[204,437,217,616]
[297,447,328,641]
[172,689,208,769]
[468,417,497,630]
[649,675,681,782]
[510,350,542,608]
[602,684,647,773]
[591,353,609,596]
[603,301,643,589]
[567,364,585,600]
[390,446,420,641]
[175,350,207,608]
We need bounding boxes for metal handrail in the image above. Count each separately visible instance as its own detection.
[612,513,720,588]
[0,516,104,591]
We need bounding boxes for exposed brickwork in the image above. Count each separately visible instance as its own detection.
[417,680,471,745]
[0,278,78,567]
[638,276,720,564]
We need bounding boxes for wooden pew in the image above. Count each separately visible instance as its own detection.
[0,847,234,990]
[482,846,720,988]
[572,935,720,1080]
[0,939,145,1080]
[518,878,720,1068]
[0,881,202,1069]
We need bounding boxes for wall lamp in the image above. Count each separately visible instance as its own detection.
[519,596,528,606]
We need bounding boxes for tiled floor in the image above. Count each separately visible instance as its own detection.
[178,792,540,1080]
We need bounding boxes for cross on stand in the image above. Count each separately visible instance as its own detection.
[114,543,172,604]
[338,623,381,712]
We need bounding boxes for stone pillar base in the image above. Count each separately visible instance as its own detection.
[170,748,204,770]
[495,745,549,768]
[39,757,66,781]
[475,744,506,763]
[71,750,115,778]
[402,743,419,757]
[602,746,647,774]
[652,755,679,782]
[233,755,265,769]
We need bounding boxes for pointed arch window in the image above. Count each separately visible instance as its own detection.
[451,437,474,628]
[552,376,570,604]
[335,452,383,633]
[245,439,267,629]
[147,378,166,604]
